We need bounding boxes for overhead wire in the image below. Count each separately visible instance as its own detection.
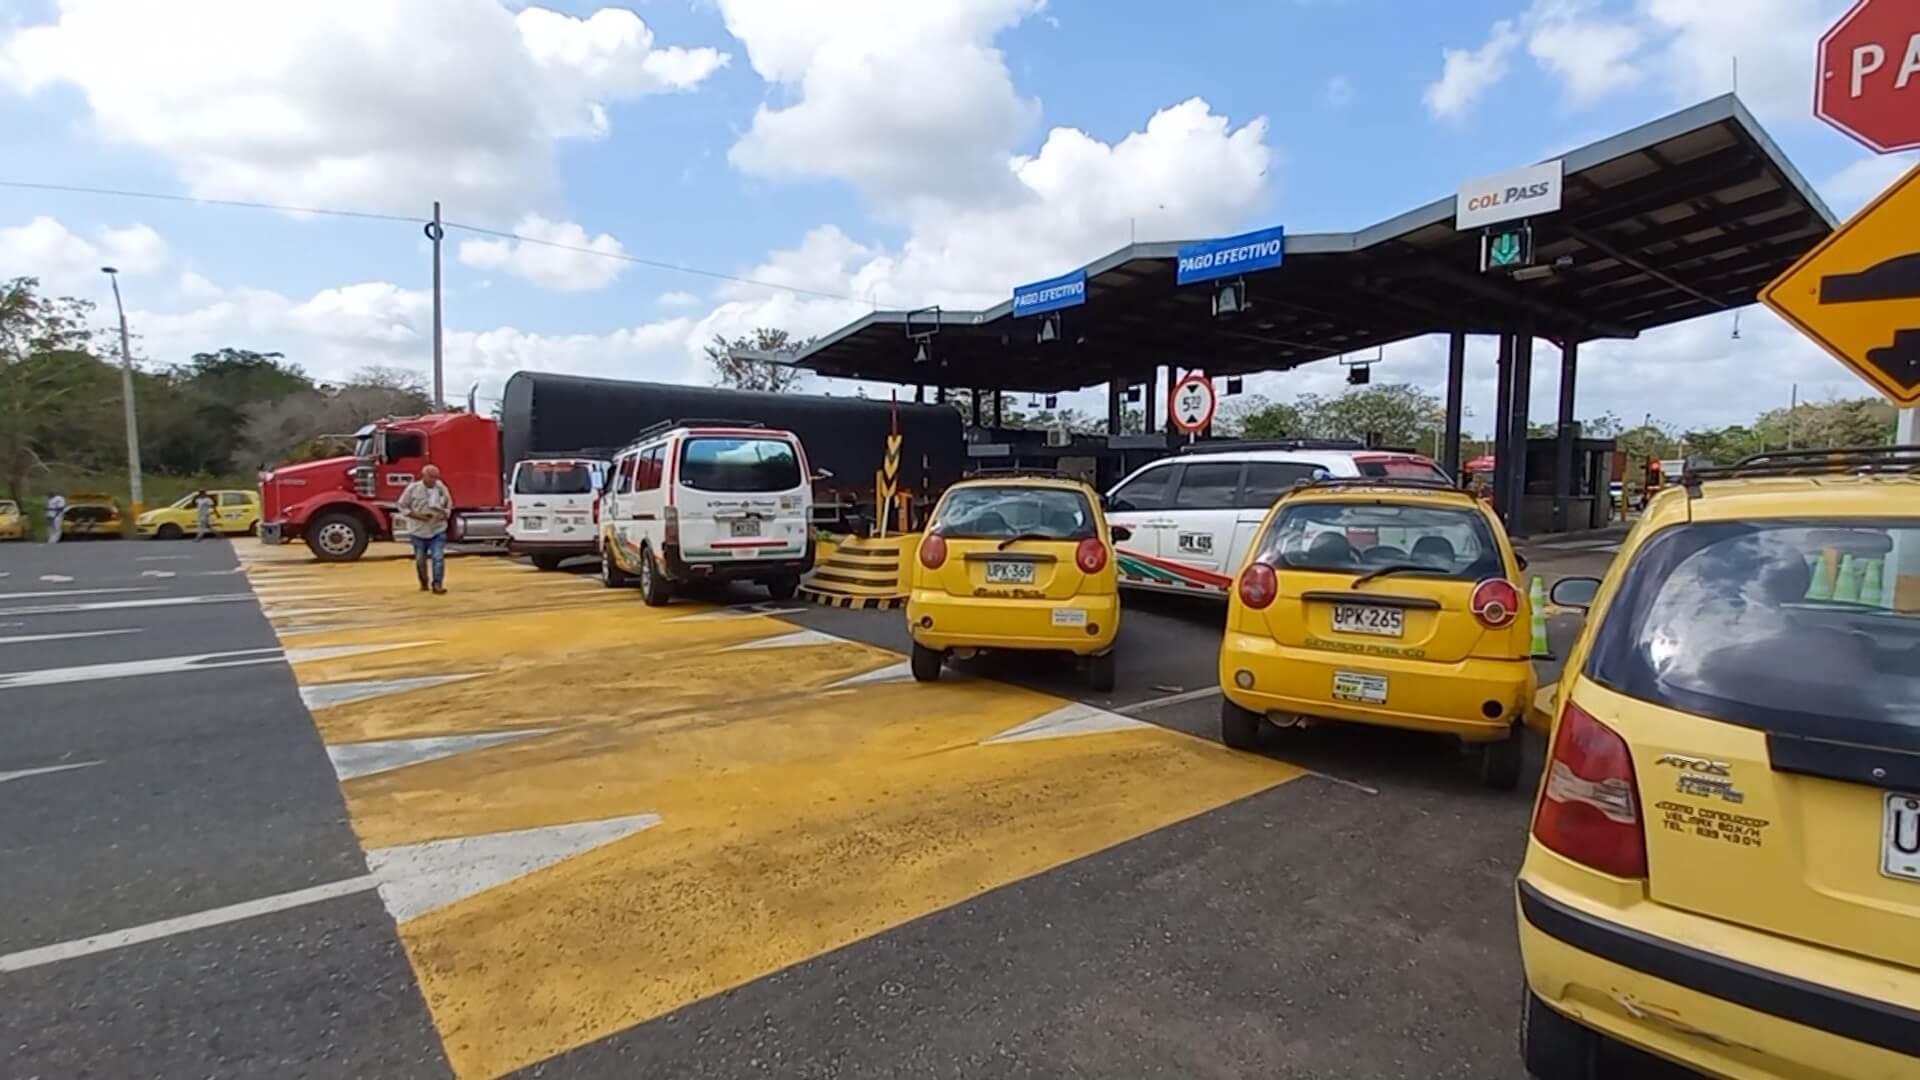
[0,179,428,225]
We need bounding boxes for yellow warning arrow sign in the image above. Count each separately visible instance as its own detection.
[1762,163,1920,407]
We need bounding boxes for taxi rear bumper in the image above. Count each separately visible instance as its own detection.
[1218,630,1532,741]
[908,590,1119,656]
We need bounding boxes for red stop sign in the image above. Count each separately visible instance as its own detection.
[1816,0,1920,154]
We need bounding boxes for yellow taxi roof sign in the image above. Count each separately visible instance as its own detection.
[1760,162,1920,408]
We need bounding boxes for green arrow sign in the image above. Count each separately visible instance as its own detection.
[1481,225,1533,273]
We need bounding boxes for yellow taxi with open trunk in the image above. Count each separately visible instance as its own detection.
[1518,446,1920,1080]
[1217,476,1537,789]
[907,473,1128,690]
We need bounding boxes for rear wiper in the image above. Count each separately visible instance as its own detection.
[1350,564,1452,589]
[996,532,1060,550]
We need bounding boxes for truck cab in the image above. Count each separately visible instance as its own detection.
[260,411,506,561]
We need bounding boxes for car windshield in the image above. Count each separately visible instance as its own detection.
[932,486,1096,541]
[677,437,802,493]
[514,461,598,495]
[1256,500,1501,579]
[1588,519,1920,747]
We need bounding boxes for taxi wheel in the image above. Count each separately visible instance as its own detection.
[638,545,673,606]
[155,523,183,541]
[1086,650,1115,692]
[1521,990,1600,1079]
[531,553,565,571]
[1480,726,1524,791]
[601,546,632,588]
[911,641,943,682]
[1220,698,1263,750]
[765,575,800,602]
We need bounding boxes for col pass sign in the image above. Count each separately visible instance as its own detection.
[1761,163,1920,407]
[1169,373,1217,434]
[1816,0,1920,154]
[1455,160,1564,230]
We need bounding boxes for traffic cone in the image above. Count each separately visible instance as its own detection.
[1530,576,1550,657]
[1860,558,1884,608]
[1834,555,1861,603]
[1805,555,1834,601]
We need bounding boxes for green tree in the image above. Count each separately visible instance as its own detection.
[1297,383,1446,448]
[706,328,809,393]
[1753,397,1896,449]
[0,277,116,500]
[1235,398,1306,439]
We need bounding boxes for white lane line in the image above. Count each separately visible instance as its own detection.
[824,660,915,689]
[720,628,850,651]
[982,703,1150,744]
[0,648,286,690]
[302,673,483,712]
[0,875,379,973]
[326,724,548,780]
[262,606,368,619]
[140,570,177,579]
[0,594,253,617]
[1305,770,1381,797]
[0,587,155,600]
[38,574,73,583]
[0,760,101,785]
[0,629,141,646]
[283,641,437,664]
[201,566,248,576]
[1114,686,1222,715]
[136,555,194,561]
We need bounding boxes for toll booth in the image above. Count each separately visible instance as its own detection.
[1516,435,1616,533]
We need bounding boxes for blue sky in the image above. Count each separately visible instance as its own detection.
[2,0,1914,434]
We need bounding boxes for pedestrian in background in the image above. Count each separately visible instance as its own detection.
[397,465,452,594]
[193,489,216,541]
[45,491,66,544]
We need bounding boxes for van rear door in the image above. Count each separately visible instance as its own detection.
[510,459,604,545]
[672,432,809,562]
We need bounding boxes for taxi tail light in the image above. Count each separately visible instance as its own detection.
[1238,561,1278,609]
[920,533,948,569]
[1471,578,1521,628]
[663,505,679,547]
[1532,700,1647,879]
[1075,537,1108,574]
[590,495,602,524]
[505,502,514,526]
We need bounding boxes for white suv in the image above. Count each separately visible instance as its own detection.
[1104,440,1449,598]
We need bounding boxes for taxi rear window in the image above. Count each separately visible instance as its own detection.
[933,486,1095,541]
[1256,501,1501,580]
[1586,520,1920,750]
[514,461,598,495]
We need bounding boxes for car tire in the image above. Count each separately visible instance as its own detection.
[601,545,632,588]
[305,511,369,562]
[766,575,800,602]
[1480,725,1524,791]
[1087,650,1116,692]
[1521,990,1600,1080]
[1220,697,1264,751]
[910,641,943,682]
[155,523,183,541]
[531,553,566,572]
[638,545,672,607]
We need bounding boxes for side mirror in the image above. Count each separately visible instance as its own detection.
[1110,525,1133,543]
[1549,576,1602,610]
[1515,552,1529,571]
[812,468,835,480]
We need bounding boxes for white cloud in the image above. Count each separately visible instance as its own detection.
[1526,0,1642,105]
[1424,19,1521,120]
[718,0,1044,203]
[1323,75,1355,109]
[0,1,728,214]
[456,214,627,290]
[0,216,170,296]
[657,290,701,308]
[1821,153,1920,215]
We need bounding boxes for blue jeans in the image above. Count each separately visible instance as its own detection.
[410,532,447,588]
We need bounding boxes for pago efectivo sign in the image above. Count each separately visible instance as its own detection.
[1455,160,1564,230]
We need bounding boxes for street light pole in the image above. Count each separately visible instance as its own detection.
[101,267,144,517]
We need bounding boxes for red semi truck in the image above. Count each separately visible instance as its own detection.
[259,411,509,561]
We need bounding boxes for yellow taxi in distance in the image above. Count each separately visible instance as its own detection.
[0,499,24,541]
[136,489,262,539]
[1518,447,1920,1080]
[907,473,1128,690]
[1217,477,1536,789]
[60,492,122,537]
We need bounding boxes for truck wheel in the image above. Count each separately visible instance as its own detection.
[156,523,183,541]
[531,553,565,572]
[305,511,369,562]
[1087,650,1116,692]
[638,545,672,607]
[1220,697,1264,751]
[765,575,800,601]
[1521,990,1600,1080]
[910,641,943,682]
[1480,725,1524,791]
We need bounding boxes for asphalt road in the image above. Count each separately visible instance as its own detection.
[0,538,446,1078]
[4,534,1640,1080]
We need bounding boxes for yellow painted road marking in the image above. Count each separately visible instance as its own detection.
[238,542,1301,1079]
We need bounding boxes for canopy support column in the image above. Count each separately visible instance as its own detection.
[1493,335,1513,527]
[1507,331,1535,537]
[991,389,1003,430]
[1443,331,1466,477]
[1553,339,1579,534]
[1107,380,1123,436]
[970,388,982,428]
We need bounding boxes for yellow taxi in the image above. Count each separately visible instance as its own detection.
[0,499,24,541]
[907,472,1129,690]
[1518,447,1920,1079]
[136,489,262,539]
[60,492,123,537]
[1217,477,1537,789]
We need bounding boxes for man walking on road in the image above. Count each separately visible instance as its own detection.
[193,489,217,541]
[45,491,65,544]
[397,465,452,594]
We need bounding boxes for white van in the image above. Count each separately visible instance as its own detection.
[507,457,609,570]
[599,422,817,605]
[1104,440,1449,599]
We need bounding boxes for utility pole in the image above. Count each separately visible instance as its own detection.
[1901,408,1916,446]
[100,266,143,517]
[427,200,445,408]
[1786,384,1797,449]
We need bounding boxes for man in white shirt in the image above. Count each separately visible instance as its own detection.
[45,492,66,544]
[396,465,452,594]
[193,489,217,541]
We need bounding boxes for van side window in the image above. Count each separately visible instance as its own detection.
[636,446,664,492]
[1240,462,1323,508]
[614,455,636,495]
[1109,465,1176,512]
[219,492,250,507]
[1173,462,1244,509]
